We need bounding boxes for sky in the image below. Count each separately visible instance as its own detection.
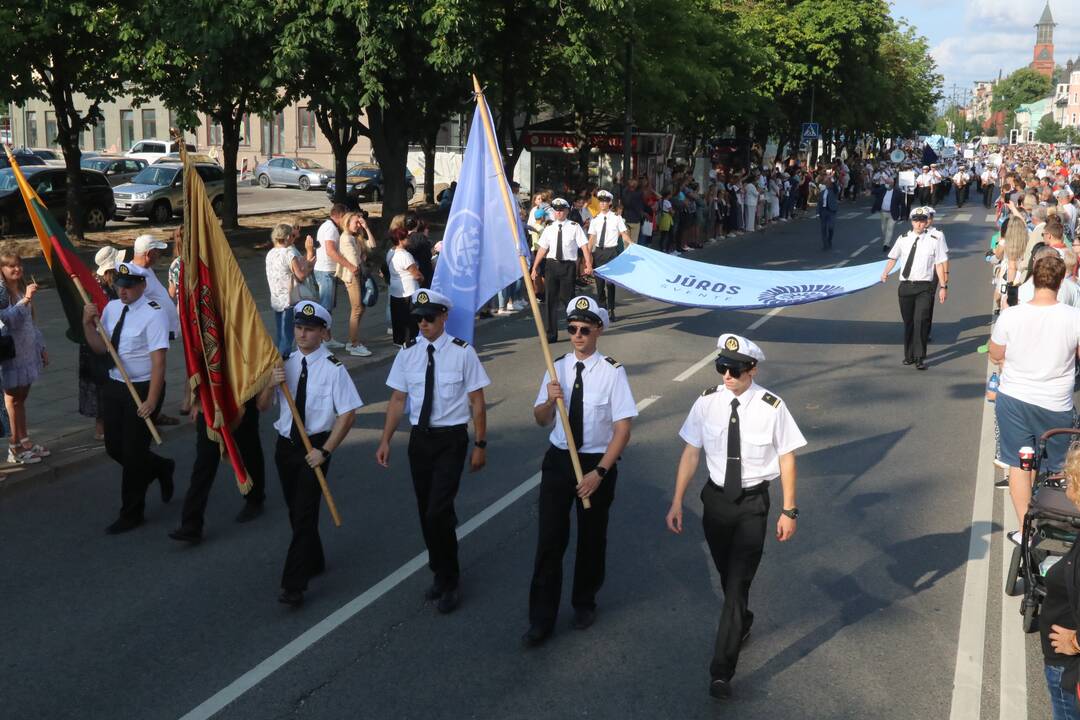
[889,0,1080,104]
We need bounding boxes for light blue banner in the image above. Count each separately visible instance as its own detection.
[593,243,893,310]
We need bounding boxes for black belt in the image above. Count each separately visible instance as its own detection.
[706,478,771,496]
[412,423,467,434]
[899,279,933,285]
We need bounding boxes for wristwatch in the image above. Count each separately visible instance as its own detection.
[320,448,332,462]
[595,466,608,479]
[474,440,487,449]
[781,507,799,519]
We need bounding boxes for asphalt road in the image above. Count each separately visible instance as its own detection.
[0,199,1041,718]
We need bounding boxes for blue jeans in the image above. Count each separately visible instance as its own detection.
[314,270,336,313]
[1045,664,1080,720]
[273,309,294,358]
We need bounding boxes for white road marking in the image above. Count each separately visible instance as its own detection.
[1000,507,1026,720]
[954,213,972,223]
[948,364,998,720]
[849,245,867,258]
[986,213,998,224]
[673,353,717,383]
[748,307,783,330]
[832,260,850,268]
[180,394,660,720]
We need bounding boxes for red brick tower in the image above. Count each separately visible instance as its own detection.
[1032,2,1055,78]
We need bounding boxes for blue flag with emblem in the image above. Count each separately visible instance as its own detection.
[432,99,529,345]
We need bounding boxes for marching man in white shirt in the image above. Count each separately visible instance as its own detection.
[589,189,631,322]
[530,198,593,343]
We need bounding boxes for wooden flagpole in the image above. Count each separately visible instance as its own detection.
[470,74,591,509]
[71,275,162,445]
[279,378,343,527]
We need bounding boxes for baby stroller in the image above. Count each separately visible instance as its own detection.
[1005,428,1080,633]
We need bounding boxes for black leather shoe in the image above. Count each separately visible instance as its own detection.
[436,587,460,614]
[521,625,551,648]
[105,516,144,535]
[159,459,176,503]
[915,360,928,371]
[608,311,616,323]
[572,608,595,630]
[902,358,915,365]
[709,679,733,700]
[278,589,304,607]
[235,502,264,523]
[424,583,443,601]
[168,526,203,544]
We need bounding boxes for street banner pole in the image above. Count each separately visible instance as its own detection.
[470,74,591,509]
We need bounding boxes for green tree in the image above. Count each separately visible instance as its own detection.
[0,1,130,238]
[1035,115,1067,144]
[991,67,1053,129]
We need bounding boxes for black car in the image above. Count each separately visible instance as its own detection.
[0,153,46,170]
[0,167,116,236]
[325,163,416,206]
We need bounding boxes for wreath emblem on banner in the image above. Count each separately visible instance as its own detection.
[758,284,845,307]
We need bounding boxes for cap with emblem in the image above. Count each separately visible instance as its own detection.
[596,189,614,201]
[293,300,331,327]
[551,198,570,210]
[410,288,452,317]
[566,295,605,328]
[134,234,168,255]
[716,333,764,365]
[909,206,930,220]
[94,246,119,277]
[113,261,150,287]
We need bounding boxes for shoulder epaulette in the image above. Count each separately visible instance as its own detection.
[327,354,342,366]
[147,300,161,309]
[403,338,418,349]
[604,356,622,369]
[701,385,720,397]
[761,392,781,408]
[558,352,570,361]
[452,337,469,348]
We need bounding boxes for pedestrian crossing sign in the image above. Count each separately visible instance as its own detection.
[801,123,820,141]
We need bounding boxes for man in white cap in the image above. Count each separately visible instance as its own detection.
[82,261,175,534]
[666,333,805,700]
[523,295,636,647]
[376,289,490,614]
[589,189,631,322]
[132,234,179,337]
[530,198,593,343]
[915,165,933,207]
[256,300,362,607]
[952,164,970,209]
[879,206,948,370]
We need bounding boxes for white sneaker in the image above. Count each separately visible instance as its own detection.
[325,339,345,349]
[7,447,41,464]
[505,301,517,312]
[496,308,515,315]
[346,343,372,357]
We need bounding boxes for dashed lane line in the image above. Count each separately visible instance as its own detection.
[748,307,783,330]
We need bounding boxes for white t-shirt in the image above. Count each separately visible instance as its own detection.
[388,248,419,298]
[265,246,302,312]
[991,302,1080,411]
[1017,275,1080,307]
[314,219,340,272]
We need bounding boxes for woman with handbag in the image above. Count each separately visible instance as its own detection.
[336,211,375,357]
[0,253,48,464]
[265,223,316,359]
[78,247,120,441]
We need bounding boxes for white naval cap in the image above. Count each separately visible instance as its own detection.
[566,295,606,328]
[410,288,452,316]
[909,206,931,220]
[717,333,764,364]
[293,300,331,327]
[113,261,151,287]
[551,197,571,210]
[596,189,614,201]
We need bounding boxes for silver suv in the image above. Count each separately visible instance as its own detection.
[113,162,225,223]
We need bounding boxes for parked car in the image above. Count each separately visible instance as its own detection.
[153,152,217,165]
[113,163,225,223]
[325,163,415,204]
[29,148,66,167]
[80,156,148,186]
[0,152,46,170]
[125,139,197,165]
[0,166,115,235]
[256,157,331,190]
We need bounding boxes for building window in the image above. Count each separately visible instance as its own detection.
[207,120,223,147]
[24,111,37,147]
[238,114,251,147]
[298,107,317,148]
[44,111,59,147]
[260,112,285,156]
[121,110,135,150]
[141,109,157,140]
[92,121,106,151]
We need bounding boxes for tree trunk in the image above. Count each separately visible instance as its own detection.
[218,110,242,230]
[422,126,437,205]
[368,105,410,220]
[315,108,358,207]
[52,93,84,240]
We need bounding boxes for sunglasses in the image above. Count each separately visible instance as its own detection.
[567,324,594,336]
[911,215,928,222]
[716,361,752,378]
[416,314,438,324]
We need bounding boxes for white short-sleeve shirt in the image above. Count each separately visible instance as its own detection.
[589,211,628,250]
[314,219,341,273]
[888,230,948,282]
[386,332,490,426]
[679,382,806,488]
[101,295,170,383]
[273,345,364,437]
[537,221,589,262]
[991,302,1080,412]
[534,352,637,453]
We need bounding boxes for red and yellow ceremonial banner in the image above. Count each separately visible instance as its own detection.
[178,146,278,494]
[2,147,108,341]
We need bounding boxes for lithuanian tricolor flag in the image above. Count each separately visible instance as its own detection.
[2,146,108,341]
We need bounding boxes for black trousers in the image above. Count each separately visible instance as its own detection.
[702,481,770,681]
[983,185,995,208]
[275,432,330,592]
[955,184,968,207]
[898,281,933,362]
[592,247,619,311]
[529,446,617,631]
[543,260,577,341]
[389,295,418,346]
[408,425,469,591]
[179,401,266,532]
[819,210,835,249]
[927,274,939,334]
[103,379,168,523]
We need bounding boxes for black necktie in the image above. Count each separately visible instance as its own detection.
[569,361,584,450]
[106,304,128,368]
[555,223,564,261]
[902,233,921,279]
[290,357,307,444]
[598,216,607,248]
[725,398,742,496]
[418,344,435,429]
